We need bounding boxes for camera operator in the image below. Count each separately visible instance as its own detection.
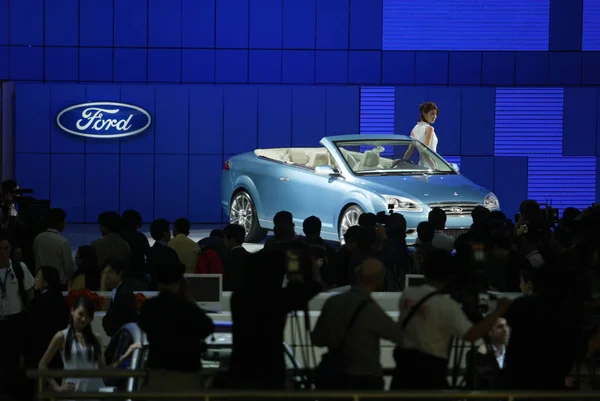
[390,248,512,390]
[228,241,322,390]
[0,180,20,227]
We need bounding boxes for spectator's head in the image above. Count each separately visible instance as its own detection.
[417,221,435,244]
[303,216,321,237]
[98,211,121,235]
[273,211,295,240]
[35,265,61,292]
[471,206,491,228]
[209,229,224,239]
[488,318,510,346]
[355,257,385,292]
[356,225,377,251]
[121,210,143,231]
[223,224,246,249]
[358,213,377,228]
[150,219,171,242]
[153,252,186,290]
[76,245,97,267]
[519,200,541,224]
[387,213,407,239]
[561,207,580,229]
[173,218,191,237]
[1,179,18,202]
[428,207,446,231]
[44,208,67,232]
[422,248,455,286]
[343,225,362,249]
[103,259,127,290]
[0,230,11,264]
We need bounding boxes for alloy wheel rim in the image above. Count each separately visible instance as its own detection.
[339,207,362,243]
[230,194,253,235]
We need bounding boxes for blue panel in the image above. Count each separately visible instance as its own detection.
[9,47,43,80]
[189,155,222,222]
[282,50,314,84]
[583,0,600,50]
[114,0,147,47]
[216,0,248,48]
[80,0,113,46]
[598,90,600,157]
[382,51,415,85]
[0,0,7,45]
[45,47,78,81]
[426,87,461,156]
[0,46,6,79]
[349,0,382,50]
[15,84,50,153]
[79,48,113,82]
[51,154,85,222]
[515,51,549,85]
[258,87,292,149]
[462,157,494,191]
[50,84,85,153]
[448,52,482,85]
[383,0,550,51]
[84,85,121,154]
[326,87,360,136]
[9,0,43,45]
[444,156,461,171]
[292,87,326,147]
[223,86,258,154]
[315,51,348,84]
[282,0,315,49]
[360,87,395,136]
[85,154,120,222]
[393,87,427,134]
[148,49,182,83]
[15,154,50,200]
[250,0,283,48]
[583,52,600,85]
[189,86,223,155]
[114,49,147,83]
[549,0,583,51]
[215,50,248,83]
[461,88,495,156]
[120,86,155,154]
[155,86,189,154]
[120,155,154,221]
[549,52,582,85]
[348,51,381,85]
[182,0,215,47]
[316,0,349,49]
[249,50,282,84]
[182,50,215,83]
[149,0,181,47]
[528,157,596,212]
[45,0,78,46]
[415,52,448,85]
[563,88,598,156]
[495,88,564,156]
[119,154,154,222]
[481,52,515,86]
[155,155,189,221]
[493,156,528,222]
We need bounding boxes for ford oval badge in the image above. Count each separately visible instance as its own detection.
[56,102,152,139]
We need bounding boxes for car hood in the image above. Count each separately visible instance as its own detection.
[353,173,490,204]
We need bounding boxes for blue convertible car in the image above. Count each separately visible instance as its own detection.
[221,134,499,243]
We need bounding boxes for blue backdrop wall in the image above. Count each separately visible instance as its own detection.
[2,0,600,223]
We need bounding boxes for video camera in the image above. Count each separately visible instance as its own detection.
[284,241,315,282]
[514,202,559,227]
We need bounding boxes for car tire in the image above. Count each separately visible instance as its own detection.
[338,204,364,243]
[230,191,268,243]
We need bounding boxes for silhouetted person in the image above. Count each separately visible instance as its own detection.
[120,210,150,283]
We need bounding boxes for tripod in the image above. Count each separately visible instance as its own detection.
[288,305,318,390]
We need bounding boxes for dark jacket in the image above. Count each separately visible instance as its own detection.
[102,279,139,337]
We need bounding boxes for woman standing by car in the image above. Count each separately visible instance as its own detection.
[403,102,440,169]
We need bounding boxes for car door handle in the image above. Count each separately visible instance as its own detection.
[280,177,289,181]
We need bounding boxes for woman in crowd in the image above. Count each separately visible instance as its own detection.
[68,246,101,291]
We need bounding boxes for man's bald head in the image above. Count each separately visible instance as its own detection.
[356,257,385,288]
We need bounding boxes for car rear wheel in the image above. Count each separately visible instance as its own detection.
[230,191,267,243]
[338,204,364,243]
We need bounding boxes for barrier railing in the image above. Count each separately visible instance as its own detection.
[27,369,600,401]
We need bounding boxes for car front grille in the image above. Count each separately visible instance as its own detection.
[428,202,480,216]
[443,229,470,238]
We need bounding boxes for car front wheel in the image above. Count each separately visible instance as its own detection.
[230,191,267,243]
[338,204,364,243]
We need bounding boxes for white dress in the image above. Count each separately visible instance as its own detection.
[411,121,439,168]
[60,328,105,392]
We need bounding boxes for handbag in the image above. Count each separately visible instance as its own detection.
[315,299,371,388]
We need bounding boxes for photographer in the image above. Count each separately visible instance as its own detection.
[390,249,512,390]
[228,241,322,389]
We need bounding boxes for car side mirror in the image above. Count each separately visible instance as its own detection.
[449,163,459,172]
[315,165,340,177]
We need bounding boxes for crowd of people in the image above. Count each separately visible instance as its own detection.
[1,177,600,399]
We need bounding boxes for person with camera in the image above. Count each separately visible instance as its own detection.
[390,248,512,390]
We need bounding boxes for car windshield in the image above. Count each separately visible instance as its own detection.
[334,139,455,175]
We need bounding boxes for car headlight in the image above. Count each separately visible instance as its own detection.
[483,192,500,210]
[382,195,423,212]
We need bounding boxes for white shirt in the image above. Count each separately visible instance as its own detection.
[415,230,455,252]
[0,261,34,316]
[33,229,75,284]
[493,344,506,368]
[399,284,472,359]
[526,251,544,268]
[411,122,439,168]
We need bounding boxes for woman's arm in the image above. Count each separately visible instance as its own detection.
[402,130,416,160]
[39,331,70,392]
[98,339,142,369]
[422,126,438,168]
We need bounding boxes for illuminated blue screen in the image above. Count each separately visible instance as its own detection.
[383,0,550,50]
[583,0,600,50]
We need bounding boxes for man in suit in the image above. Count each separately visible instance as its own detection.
[102,259,139,339]
[465,317,510,389]
[222,224,250,292]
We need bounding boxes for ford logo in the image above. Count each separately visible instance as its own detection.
[56,102,152,139]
